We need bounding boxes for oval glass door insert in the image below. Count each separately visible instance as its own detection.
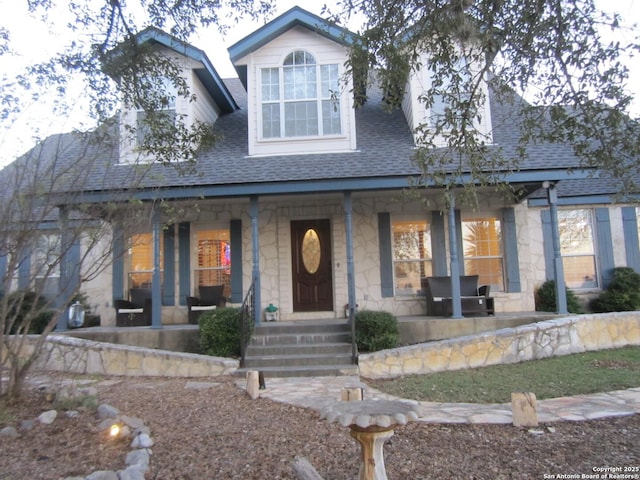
[302,228,321,274]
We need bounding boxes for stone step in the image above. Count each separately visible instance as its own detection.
[246,342,353,356]
[235,364,359,378]
[253,320,351,335]
[249,332,351,346]
[242,320,356,377]
[243,352,354,368]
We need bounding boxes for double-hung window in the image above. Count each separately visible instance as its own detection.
[33,233,61,302]
[429,56,473,128]
[136,77,177,146]
[34,234,61,279]
[558,209,598,289]
[128,233,164,289]
[261,50,341,139]
[195,229,231,296]
[462,216,504,291]
[392,220,432,296]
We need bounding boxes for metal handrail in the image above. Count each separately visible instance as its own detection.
[239,281,255,368]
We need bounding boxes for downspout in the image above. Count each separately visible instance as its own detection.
[545,182,568,314]
[344,192,357,363]
[250,196,261,325]
[447,193,463,318]
[151,204,162,328]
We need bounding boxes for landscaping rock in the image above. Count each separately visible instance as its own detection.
[511,392,538,427]
[131,433,153,448]
[85,471,119,480]
[98,404,119,419]
[38,410,58,425]
[0,426,19,439]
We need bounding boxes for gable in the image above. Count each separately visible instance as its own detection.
[131,27,238,113]
[228,6,356,89]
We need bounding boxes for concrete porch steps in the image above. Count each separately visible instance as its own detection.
[237,320,358,378]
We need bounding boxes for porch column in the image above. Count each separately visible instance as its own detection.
[546,183,568,314]
[344,192,357,363]
[56,205,71,331]
[151,204,162,328]
[250,196,261,325]
[344,192,356,319]
[446,193,463,318]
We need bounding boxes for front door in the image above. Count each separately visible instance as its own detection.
[291,219,333,312]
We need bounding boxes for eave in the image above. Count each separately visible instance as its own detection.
[228,6,358,89]
[47,168,595,206]
[127,27,238,113]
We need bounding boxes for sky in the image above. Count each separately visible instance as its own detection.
[0,0,638,167]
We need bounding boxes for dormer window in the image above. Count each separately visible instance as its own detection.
[410,50,492,146]
[260,50,341,139]
[429,56,473,128]
[136,77,177,146]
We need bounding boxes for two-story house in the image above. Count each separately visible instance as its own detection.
[2,6,639,329]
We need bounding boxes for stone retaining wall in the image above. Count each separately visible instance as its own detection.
[28,335,238,377]
[359,312,640,379]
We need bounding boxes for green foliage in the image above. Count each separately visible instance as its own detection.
[337,0,640,201]
[591,267,640,312]
[535,280,583,314]
[199,307,241,358]
[354,310,399,352]
[54,394,99,411]
[4,290,55,335]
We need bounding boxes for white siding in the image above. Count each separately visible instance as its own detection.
[403,52,493,147]
[235,26,357,157]
[188,61,222,126]
[118,48,221,164]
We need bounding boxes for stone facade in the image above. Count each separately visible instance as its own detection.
[359,312,640,379]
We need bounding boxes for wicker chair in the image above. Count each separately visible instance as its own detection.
[186,285,227,324]
[114,288,152,326]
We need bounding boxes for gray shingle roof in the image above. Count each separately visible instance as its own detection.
[6,75,602,203]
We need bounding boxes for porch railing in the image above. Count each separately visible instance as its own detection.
[239,281,255,368]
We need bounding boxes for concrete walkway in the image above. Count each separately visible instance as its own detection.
[241,376,640,424]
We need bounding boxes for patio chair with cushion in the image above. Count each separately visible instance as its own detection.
[114,288,152,327]
[186,285,227,324]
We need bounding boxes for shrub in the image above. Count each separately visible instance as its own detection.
[354,310,399,352]
[535,280,583,314]
[199,307,242,357]
[4,290,55,334]
[591,267,640,312]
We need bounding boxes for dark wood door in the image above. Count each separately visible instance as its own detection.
[291,219,333,312]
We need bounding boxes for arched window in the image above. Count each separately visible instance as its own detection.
[261,50,341,138]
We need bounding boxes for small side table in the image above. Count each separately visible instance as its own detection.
[320,400,422,480]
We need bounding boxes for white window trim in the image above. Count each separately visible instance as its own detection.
[460,212,505,292]
[257,50,345,142]
[558,208,599,290]
[391,217,432,297]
